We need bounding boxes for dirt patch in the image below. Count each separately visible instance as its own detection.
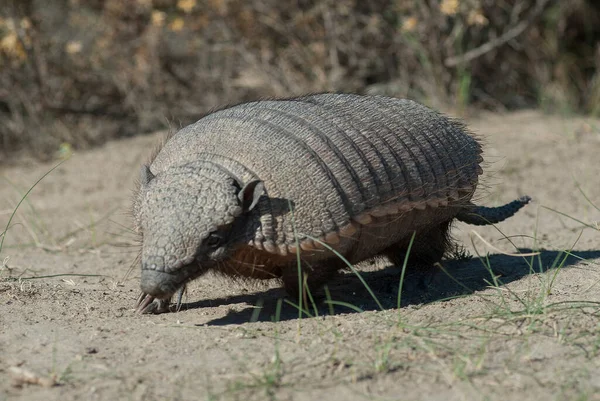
[1,110,599,401]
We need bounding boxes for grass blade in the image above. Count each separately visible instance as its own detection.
[397,231,416,310]
[0,159,69,255]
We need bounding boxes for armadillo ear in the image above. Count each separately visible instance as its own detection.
[140,165,155,187]
[238,180,264,212]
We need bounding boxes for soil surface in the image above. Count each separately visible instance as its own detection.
[1,110,599,401]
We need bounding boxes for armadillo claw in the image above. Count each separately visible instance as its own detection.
[135,292,171,314]
[135,286,186,314]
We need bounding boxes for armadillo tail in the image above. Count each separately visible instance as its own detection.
[456,196,532,226]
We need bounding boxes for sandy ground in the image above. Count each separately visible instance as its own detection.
[1,110,599,401]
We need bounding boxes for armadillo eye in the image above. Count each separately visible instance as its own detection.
[206,233,223,248]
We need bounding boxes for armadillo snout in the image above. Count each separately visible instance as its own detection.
[140,268,182,299]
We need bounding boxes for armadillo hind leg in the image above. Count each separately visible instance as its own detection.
[456,196,532,226]
[384,221,453,267]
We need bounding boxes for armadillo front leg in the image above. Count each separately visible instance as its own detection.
[281,259,345,302]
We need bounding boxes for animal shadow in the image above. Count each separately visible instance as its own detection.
[185,249,600,326]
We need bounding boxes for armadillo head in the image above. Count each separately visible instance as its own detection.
[135,161,263,302]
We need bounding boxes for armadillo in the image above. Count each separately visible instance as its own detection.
[133,93,530,313]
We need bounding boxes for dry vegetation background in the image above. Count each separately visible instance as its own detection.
[1,0,599,162]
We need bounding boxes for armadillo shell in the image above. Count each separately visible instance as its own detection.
[151,94,483,256]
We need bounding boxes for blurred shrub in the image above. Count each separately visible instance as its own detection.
[0,0,599,161]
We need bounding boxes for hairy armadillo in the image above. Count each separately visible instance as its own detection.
[133,93,530,313]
